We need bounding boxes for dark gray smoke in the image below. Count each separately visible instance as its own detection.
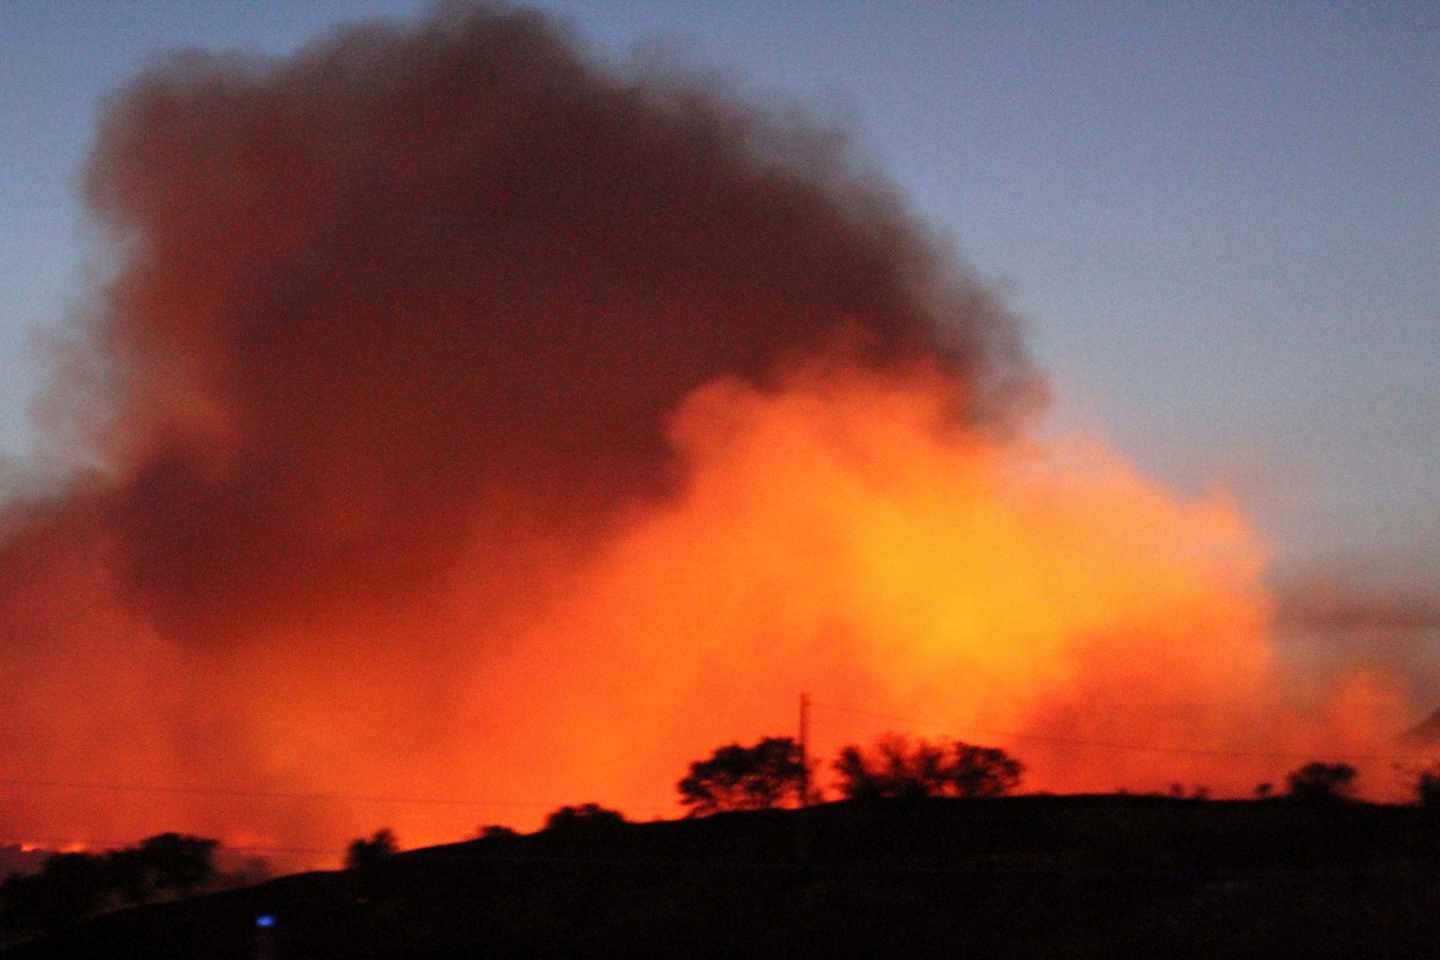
[1277,572,1440,634]
[65,2,1037,647]
[0,2,1038,848]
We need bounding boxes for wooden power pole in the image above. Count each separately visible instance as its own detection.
[799,692,811,808]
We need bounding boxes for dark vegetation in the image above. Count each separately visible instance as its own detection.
[678,737,806,814]
[0,833,229,938]
[7,748,1440,957]
[833,735,1024,800]
[541,803,627,836]
[1286,762,1359,804]
[10,796,1440,958]
[1418,763,1440,809]
[345,830,398,873]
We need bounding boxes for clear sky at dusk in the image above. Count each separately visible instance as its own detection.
[2,0,1435,582]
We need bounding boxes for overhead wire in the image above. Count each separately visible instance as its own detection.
[4,694,1435,854]
[0,777,559,808]
[808,700,1439,765]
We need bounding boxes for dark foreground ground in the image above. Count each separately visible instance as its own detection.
[7,796,1440,958]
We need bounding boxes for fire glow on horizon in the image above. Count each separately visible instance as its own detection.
[0,3,1418,859]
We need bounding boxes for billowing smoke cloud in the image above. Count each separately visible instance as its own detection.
[1278,573,1440,634]
[1271,566,1440,734]
[72,3,1036,647]
[2,2,1036,852]
[0,3,1417,859]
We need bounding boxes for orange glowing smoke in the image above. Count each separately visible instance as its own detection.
[0,4,1418,865]
[489,350,1280,810]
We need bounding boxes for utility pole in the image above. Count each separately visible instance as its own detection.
[799,692,810,809]
[796,691,813,866]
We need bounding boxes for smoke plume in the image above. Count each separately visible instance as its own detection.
[1278,572,1440,634]
[0,3,1416,859]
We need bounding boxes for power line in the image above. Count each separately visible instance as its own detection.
[5,697,1435,826]
[809,701,1439,765]
[0,777,562,808]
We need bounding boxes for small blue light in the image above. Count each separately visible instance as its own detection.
[256,914,276,928]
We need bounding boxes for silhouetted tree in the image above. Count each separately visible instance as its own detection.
[135,833,216,896]
[678,737,806,815]
[834,735,948,800]
[478,824,518,839]
[1254,782,1274,799]
[1286,762,1358,803]
[835,735,1022,800]
[543,803,626,836]
[0,834,221,935]
[834,745,879,800]
[1415,763,1440,809]
[346,829,398,871]
[103,848,153,905]
[868,734,943,799]
[948,742,1024,797]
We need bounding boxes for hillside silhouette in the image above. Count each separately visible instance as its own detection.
[8,795,1440,958]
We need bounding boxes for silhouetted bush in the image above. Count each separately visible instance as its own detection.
[1415,764,1440,809]
[678,736,806,815]
[0,833,220,935]
[478,824,518,840]
[104,848,152,905]
[345,829,398,871]
[1286,762,1358,803]
[950,743,1025,797]
[834,734,1024,800]
[835,735,949,801]
[542,803,626,837]
[134,833,217,896]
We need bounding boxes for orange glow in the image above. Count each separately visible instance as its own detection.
[0,355,1416,863]
[2,352,1419,860]
[0,5,1421,866]
[18,840,89,854]
[484,355,1286,811]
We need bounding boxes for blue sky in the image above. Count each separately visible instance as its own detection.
[1,0,1436,581]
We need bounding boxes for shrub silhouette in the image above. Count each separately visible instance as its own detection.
[678,736,806,815]
[835,734,1023,800]
[543,803,626,837]
[835,734,949,800]
[1415,764,1440,809]
[0,832,220,934]
[346,829,398,871]
[104,847,153,906]
[1286,762,1358,803]
[950,743,1025,798]
[134,833,216,897]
